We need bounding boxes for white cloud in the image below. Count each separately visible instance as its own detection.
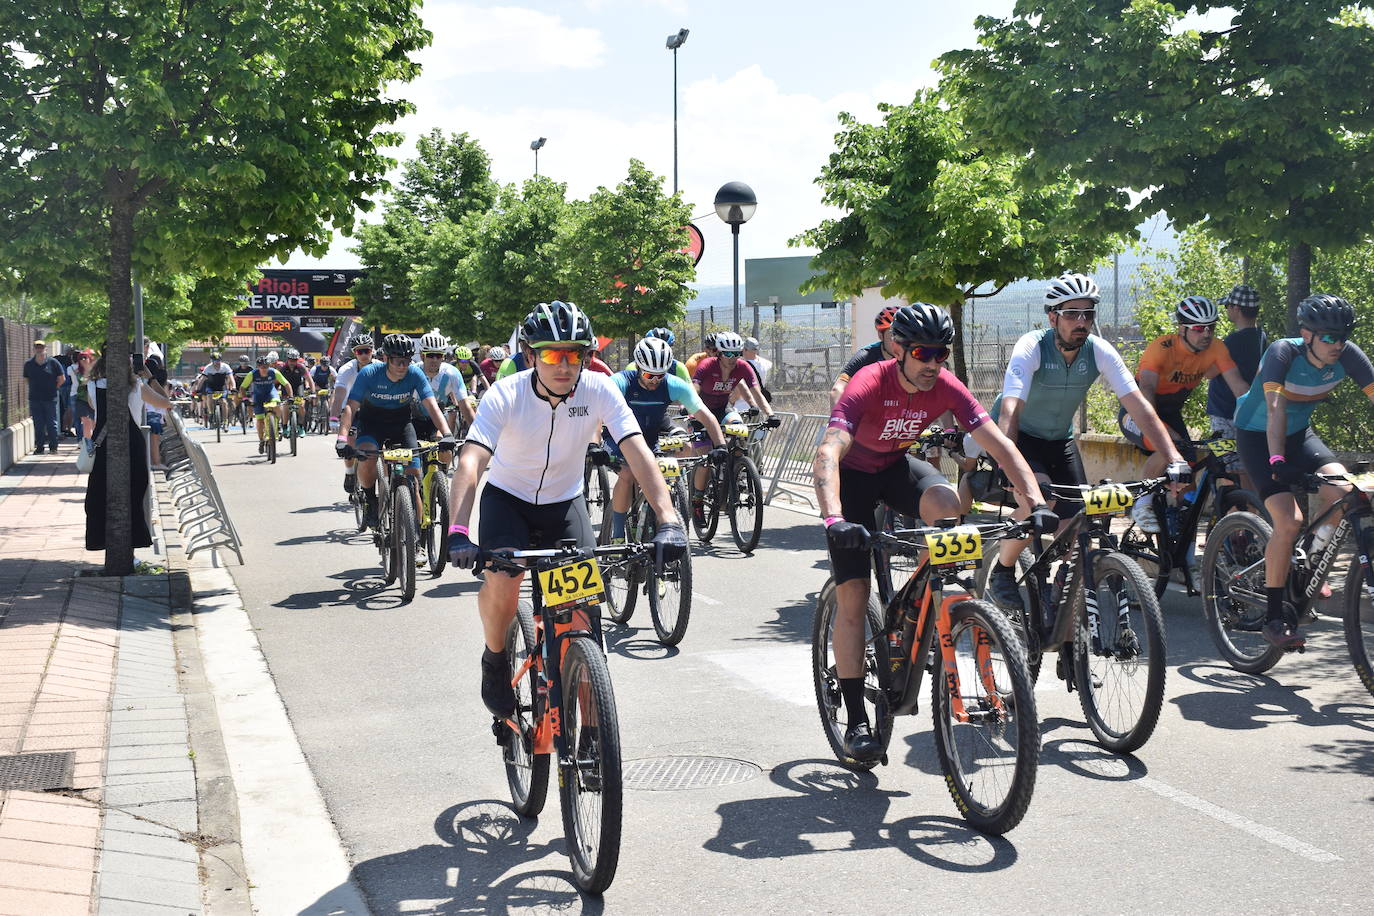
[416,4,606,78]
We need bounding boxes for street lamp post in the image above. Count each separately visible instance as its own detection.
[713,181,757,333]
[665,28,689,195]
[530,137,546,177]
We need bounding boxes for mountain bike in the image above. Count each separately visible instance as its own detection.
[976,478,1169,753]
[600,449,693,646]
[1118,434,1267,597]
[285,396,305,457]
[812,516,1040,834]
[688,418,766,553]
[355,443,432,603]
[208,391,227,443]
[483,541,650,893]
[584,444,612,536]
[1202,468,1374,698]
[417,439,457,578]
[309,391,332,434]
[261,400,280,464]
[234,395,250,435]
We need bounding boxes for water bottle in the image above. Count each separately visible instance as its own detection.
[1311,523,1336,554]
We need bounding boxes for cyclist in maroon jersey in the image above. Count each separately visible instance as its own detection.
[812,303,1058,763]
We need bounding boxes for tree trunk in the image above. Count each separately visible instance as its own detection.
[103,188,136,576]
[949,297,968,385]
[1286,241,1311,336]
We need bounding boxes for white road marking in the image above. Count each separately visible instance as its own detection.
[702,646,812,706]
[693,592,723,606]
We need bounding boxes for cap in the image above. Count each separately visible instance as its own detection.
[743,337,760,349]
[32,340,45,347]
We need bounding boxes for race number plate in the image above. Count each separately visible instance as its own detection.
[1208,438,1237,456]
[383,448,413,462]
[724,424,750,439]
[1349,472,1374,492]
[1085,483,1134,515]
[537,558,606,607]
[925,527,983,567]
[657,457,681,479]
[658,436,687,453]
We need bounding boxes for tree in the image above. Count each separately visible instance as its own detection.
[352,130,497,331]
[793,90,1126,381]
[457,178,575,343]
[558,159,695,339]
[0,0,428,573]
[939,1,1374,332]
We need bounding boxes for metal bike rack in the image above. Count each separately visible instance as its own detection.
[158,410,244,564]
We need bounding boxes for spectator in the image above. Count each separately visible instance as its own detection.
[84,350,172,551]
[22,340,64,454]
[56,348,75,437]
[734,336,774,412]
[142,353,170,471]
[70,349,96,441]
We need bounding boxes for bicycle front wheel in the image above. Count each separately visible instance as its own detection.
[1201,512,1285,673]
[426,471,450,577]
[1074,552,1167,753]
[504,601,549,816]
[931,599,1039,835]
[727,455,765,553]
[1342,534,1374,699]
[584,461,611,539]
[394,483,417,602]
[559,637,622,894]
[647,533,693,646]
[266,418,277,464]
[290,415,298,457]
[811,579,892,771]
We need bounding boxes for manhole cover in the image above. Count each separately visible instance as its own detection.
[0,752,74,791]
[623,756,761,791]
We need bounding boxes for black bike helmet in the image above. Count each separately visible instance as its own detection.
[521,301,594,347]
[350,333,375,351]
[646,326,676,346]
[381,333,416,359]
[1297,293,1356,336]
[890,303,954,346]
[703,332,719,350]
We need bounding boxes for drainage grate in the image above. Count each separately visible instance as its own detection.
[0,752,74,791]
[623,755,761,791]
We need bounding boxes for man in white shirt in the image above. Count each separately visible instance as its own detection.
[734,336,774,412]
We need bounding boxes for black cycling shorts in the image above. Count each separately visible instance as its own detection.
[477,484,596,560]
[355,417,419,469]
[1236,427,1338,500]
[1014,430,1088,489]
[830,455,950,586]
[1117,405,1196,461]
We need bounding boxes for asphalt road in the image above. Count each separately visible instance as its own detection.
[197,423,1374,914]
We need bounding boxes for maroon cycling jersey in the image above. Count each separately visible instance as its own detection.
[828,361,990,473]
[693,356,759,411]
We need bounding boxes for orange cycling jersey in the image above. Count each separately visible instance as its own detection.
[1137,334,1236,408]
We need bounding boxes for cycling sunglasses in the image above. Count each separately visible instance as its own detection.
[718,350,743,358]
[536,347,585,365]
[904,344,950,363]
[1317,332,1349,345]
[1056,308,1096,322]
[422,352,445,359]
[385,355,411,365]
[640,370,666,381]
[352,347,373,355]
[1181,323,1216,333]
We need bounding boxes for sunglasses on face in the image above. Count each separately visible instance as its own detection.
[1182,324,1216,334]
[1317,332,1348,345]
[353,348,373,355]
[386,356,411,365]
[640,371,665,381]
[422,352,444,359]
[537,347,585,365]
[1056,309,1096,322]
[905,345,951,363]
[718,351,742,359]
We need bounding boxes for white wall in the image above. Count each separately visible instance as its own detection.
[850,286,906,345]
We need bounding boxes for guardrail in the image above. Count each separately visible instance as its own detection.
[157,410,244,564]
[749,412,828,509]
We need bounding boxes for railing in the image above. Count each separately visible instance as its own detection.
[747,412,828,509]
[157,410,244,564]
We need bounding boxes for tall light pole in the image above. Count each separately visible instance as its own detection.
[665,28,689,195]
[530,137,546,177]
[714,181,757,333]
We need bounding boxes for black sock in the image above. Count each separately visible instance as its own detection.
[1266,586,1286,624]
[482,647,507,667]
[838,677,869,727]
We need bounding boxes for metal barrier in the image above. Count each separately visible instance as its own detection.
[158,410,244,564]
[759,412,830,508]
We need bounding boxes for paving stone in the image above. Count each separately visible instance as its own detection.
[103,777,196,806]
[113,799,197,833]
[97,870,202,910]
[100,827,198,863]
[96,896,199,916]
[109,730,187,748]
[100,810,179,838]
[103,757,193,778]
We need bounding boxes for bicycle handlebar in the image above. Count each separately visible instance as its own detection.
[1043,477,1168,501]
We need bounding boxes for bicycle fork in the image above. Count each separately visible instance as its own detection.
[935,593,1003,724]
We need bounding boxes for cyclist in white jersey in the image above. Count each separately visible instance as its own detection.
[198,353,234,420]
[414,330,476,437]
[446,301,689,718]
[332,334,376,493]
[984,273,1190,613]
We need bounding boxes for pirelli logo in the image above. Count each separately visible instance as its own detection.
[313,295,355,310]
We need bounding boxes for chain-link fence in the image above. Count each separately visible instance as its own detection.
[0,318,44,427]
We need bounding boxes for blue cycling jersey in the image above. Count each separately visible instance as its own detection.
[347,362,434,419]
[1233,338,1374,434]
[611,369,703,434]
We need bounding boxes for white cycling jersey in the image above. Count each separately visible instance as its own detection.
[467,369,640,504]
[334,358,370,393]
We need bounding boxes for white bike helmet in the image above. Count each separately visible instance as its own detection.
[633,337,674,374]
[419,329,449,353]
[488,345,507,361]
[266,350,280,362]
[714,331,745,354]
[1043,273,1102,311]
[1175,295,1218,325]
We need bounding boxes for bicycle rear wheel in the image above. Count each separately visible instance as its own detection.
[504,601,550,816]
[394,483,417,602]
[559,637,622,894]
[727,455,764,553]
[426,471,450,577]
[646,512,693,646]
[1074,551,1166,753]
[584,461,611,539]
[931,599,1038,835]
[694,467,721,544]
[811,579,892,771]
[1201,512,1285,673]
[1342,534,1374,699]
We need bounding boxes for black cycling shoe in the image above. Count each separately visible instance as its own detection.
[481,650,516,718]
[843,721,880,762]
[361,501,380,530]
[1263,620,1306,650]
[986,561,1024,612]
[343,474,356,494]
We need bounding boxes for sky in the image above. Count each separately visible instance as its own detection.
[280,0,1023,285]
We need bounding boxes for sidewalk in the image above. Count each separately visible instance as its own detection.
[0,442,242,915]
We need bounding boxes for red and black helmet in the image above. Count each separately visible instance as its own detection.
[874,304,901,331]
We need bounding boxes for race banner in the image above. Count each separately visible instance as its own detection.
[239,269,364,316]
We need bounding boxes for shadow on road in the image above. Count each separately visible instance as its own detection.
[1171,662,1374,733]
[603,622,679,661]
[271,566,415,612]
[737,588,820,644]
[704,759,1018,871]
[301,799,604,915]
